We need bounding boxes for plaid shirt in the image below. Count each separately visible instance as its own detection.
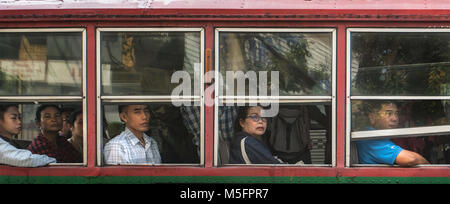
[27,134,82,163]
[180,105,237,143]
[103,127,161,165]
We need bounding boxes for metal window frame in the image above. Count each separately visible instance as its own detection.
[96,27,205,166]
[214,28,337,167]
[346,28,450,167]
[0,28,87,166]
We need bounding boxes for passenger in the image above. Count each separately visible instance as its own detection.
[59,107,74,139]
[67,109,83,155]
[103,104,161,164]
[229,106,281,164]
[0,104,56,167]
[59,107,75,139]
[28,104,82,163]
[356,101,430,167]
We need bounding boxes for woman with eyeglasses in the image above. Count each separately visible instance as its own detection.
[229,106,281,164]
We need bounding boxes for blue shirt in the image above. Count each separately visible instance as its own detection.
[355,127,403,165]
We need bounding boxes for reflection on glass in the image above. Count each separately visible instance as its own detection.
[218,103,331,165]
[351,100,450,164]
[351,32,450,96]
[219,32,332,96]
[351,100,450,131]
[100,32,201,96]
[102,103,200,164]
[0,32,83,96]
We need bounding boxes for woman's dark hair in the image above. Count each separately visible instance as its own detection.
[0,104,18,121]
[68,109,83,126]
[235,105,269,132]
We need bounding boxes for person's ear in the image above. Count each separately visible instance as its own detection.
[120,112,128,123]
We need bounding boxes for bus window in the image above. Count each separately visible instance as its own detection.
[216,29,335,166]
[349,30,450,166]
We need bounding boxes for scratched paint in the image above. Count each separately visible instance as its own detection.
[0,0,449,9]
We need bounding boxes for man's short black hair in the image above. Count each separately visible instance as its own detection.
[68,109,82,126]
[35,104,61,122]
[118,104,150,114]
[118,105,127,114]
[362,100,398,115]
[0,104,19,121]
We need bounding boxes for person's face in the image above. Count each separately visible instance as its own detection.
[0,106,22,137]
[120,105,150,134]
[369,103,399,130]
[70,113,83,139]
[37,107,63,133]
[239,106,267,138]
[60,111,72,136]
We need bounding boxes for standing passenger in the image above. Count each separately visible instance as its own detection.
[0,104,56,167]
[103,104,161,164]
[28,104,82,163]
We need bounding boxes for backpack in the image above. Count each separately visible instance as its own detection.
[269,107,311,163]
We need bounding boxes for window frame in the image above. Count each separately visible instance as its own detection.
[95,27,205,166]
[214,27,337,167]
[0,28,87,166]
[346,28,450,167]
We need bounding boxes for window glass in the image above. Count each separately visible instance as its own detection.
[218,103,332,165]
[351,32,450,96]
[352,100,450,131]
[0,102,83,164]
[102,103,200,164]
[100,32,201,96]
[219,32,332,96]
[0,32,82,96]
[350,100,450,165]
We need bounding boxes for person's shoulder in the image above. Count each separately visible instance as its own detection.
[105,132,128,147]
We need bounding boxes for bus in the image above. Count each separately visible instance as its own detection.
[0,0,449,184]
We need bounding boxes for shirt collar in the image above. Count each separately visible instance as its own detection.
[124,127,152,146]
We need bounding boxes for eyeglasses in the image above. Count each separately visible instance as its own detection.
[246,114,267,122]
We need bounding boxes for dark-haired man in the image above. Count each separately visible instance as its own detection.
[0,104,56,167]
[103,104,161,164]
[356,101,429,167]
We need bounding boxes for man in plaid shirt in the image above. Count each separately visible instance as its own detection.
[28,105,82,163]
[103,104,161,165]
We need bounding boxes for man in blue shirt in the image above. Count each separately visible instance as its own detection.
[356,101,429,167]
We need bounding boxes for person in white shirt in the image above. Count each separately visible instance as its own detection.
[0,104,56,167]
[103,104,161,165]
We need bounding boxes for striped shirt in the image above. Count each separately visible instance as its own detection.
[103,128,161,165]
[0,136,56,167]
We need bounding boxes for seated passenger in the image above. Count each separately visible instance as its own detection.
[0,104,56,167]
[103,104,161,165]
[59,107,75,139]
[229,106,281,164]
[67,109,83,155]
[28,104,82,163]
[356,101,429,167]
